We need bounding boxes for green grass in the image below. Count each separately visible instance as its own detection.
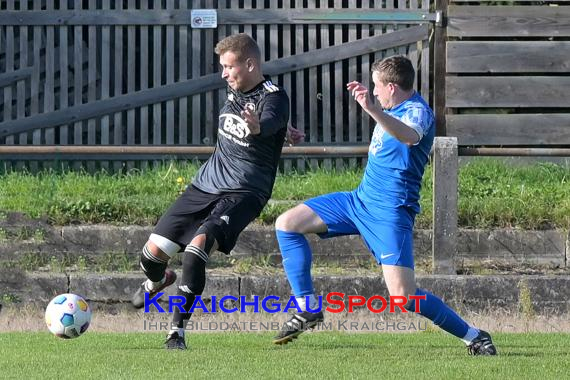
[0,159,569,229]
[0,332,569,379]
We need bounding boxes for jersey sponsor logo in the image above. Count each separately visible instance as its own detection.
[220,113,251,139]
[244,102,256,113]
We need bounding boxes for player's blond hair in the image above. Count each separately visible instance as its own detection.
[215,33,261,63]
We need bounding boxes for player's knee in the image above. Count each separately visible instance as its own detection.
[148,233,181,258]
[275,209,299,232]
[193,222,223,253]
[140,242,168,282]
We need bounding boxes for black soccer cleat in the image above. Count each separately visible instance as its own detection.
[273,310,324,345]
[164,331,187,350]
[131,270,177,309]
[467,330,497,356]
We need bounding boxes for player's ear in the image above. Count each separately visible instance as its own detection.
[246,58,255,72]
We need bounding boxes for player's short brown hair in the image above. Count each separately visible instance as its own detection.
[215,33,261,63]
[371,55,415,91]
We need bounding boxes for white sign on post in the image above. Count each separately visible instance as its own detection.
[190,9,218,29]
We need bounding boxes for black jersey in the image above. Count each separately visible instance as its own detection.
[192,79,289,201]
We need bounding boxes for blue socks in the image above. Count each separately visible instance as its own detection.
[276,230,471,339]
[406,288,469,339]
[276,229,314,297]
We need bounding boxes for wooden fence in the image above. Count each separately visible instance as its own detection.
[0,0,433,172]
[431,0,570,274]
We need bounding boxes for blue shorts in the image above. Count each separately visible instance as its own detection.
[304,191,416,268]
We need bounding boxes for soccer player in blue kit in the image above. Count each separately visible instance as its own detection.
[273,55,497,356]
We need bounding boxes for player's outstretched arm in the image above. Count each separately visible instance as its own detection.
[346,81,419,146]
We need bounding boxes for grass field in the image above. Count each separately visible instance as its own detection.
[1,331,569,379]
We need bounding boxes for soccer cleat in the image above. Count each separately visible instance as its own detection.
[164,331,187,350]
[467,330,497,356]
[131,270,177,309]
[273,310,324,345]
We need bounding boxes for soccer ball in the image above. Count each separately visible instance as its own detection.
[45,293,92,339]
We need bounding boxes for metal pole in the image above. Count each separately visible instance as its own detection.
[459,147,570,157]
[0,145,371,157]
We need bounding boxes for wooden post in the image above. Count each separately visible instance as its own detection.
[432,136,457,274]
[433,0,448,136]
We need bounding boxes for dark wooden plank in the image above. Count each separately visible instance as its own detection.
[334,1,344,170]
[420,0,430,103]
[179,0,189,146]
[17,0,29,169]
[73,4,83,150]
[407,0,419,93]
[114,0,125,171]
[152,0,162,168]
[265,25,429,77]
[447,41,570,73]
[126,0,136,170]
[204,0,214,146]
[282,0,293,173]
[308,0,318,169]
[139,0,149,171]
[348,0,357,169]
[191,0,201,146]
[101,0,111,169]
[294,0,305,172]
[433,0,448,135]
[447,114,570,145]
[30,0,42,172]
[446,77,570,108]
[243,0,252,35]
[2,0,14,170]
[4,0,14,151]
[0,66,32,88]
[0,26,428,138]
[0,9,437,25]
[320,0,331,170]
[59,0,69,147]
[216,0,229,132]
[448,5,570,37]
[44,0,55,164]
[166,0,175,145]
[86,0,97,172]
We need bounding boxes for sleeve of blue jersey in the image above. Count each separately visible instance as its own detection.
[401,107,430,145]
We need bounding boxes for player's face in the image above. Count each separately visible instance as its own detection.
[372,71,394,110]
[219,51,254,92]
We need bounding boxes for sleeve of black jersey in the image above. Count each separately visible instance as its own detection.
[258,91,290,138]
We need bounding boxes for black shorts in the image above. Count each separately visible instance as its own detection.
[153,185,266,254]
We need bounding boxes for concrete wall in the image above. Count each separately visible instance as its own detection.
[0,224,568,267]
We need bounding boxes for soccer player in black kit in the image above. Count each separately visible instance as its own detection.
[131,33,303,349]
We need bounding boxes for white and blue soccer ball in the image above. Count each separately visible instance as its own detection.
[45,293,92,339]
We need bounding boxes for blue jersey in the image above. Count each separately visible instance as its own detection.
[356,92,434,214]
